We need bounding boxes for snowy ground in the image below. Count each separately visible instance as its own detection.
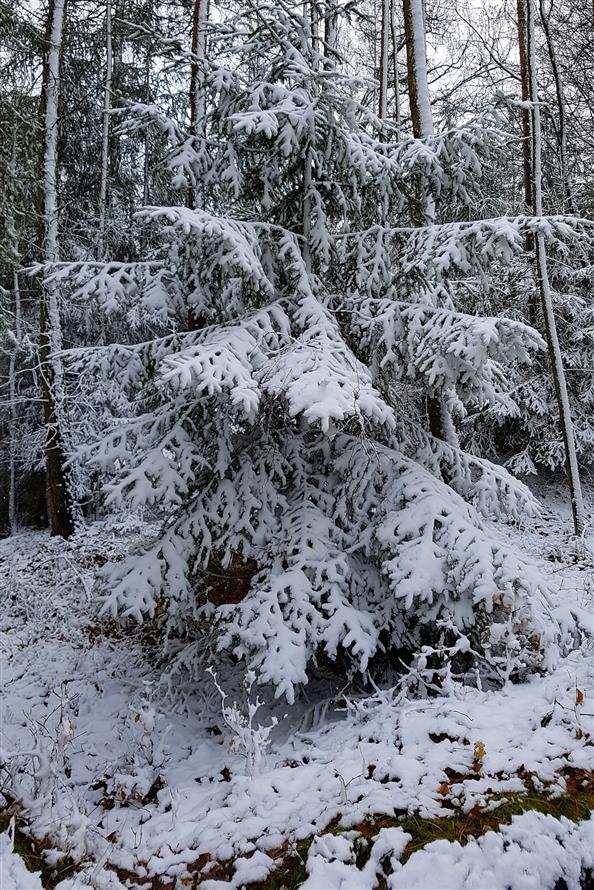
[1,479,593,890]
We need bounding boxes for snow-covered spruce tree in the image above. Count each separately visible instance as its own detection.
[69,0,570,701]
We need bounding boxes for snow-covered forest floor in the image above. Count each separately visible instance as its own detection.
[1,477,593,890]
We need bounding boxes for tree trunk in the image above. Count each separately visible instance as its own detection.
[302,144,314,275]
[324,0,338,60]
[525,0,584,536]
[516,0,537,325]
[188,0,208,211]
[403,0,434,230]
[6,133,22,534]
[516,0,533,222]
[539,0,574,212]
[143,2,153,207]
[403,0,453,446]
[8,268,22,534]
[185,0,209,331]
[97,0,113,259]
[402,0,433,139]
[390,0,401,139]
[37,0,74,538]
[379,0,390,120]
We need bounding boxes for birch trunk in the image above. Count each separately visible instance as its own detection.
[97,0,112,259]
[402,0,433,139]
[525,0,584,535]
[38,0,74,538]
[403,0,434,228]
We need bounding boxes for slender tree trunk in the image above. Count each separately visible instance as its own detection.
[97,0,112,259]
[403,0,434,228]
[403,0,455,446]
[390,0,401,140]
[302,146,314,275]
[402,0,433,139]
[516,0,538,325]
[37,0,74,538]
[379,0,390,120]
[8,268,22,534]
[539,0,574,212]
[302,0,317,275]
[6,135,22,534]
[516,0,533,221]
[143,3,153,207]
[525,0,584,535]
[185,0,209,331]
[188,0,208,211]
[324,0,338,60]
[110,0,124,188]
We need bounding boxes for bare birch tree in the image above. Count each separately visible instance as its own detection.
[37,0,74,538]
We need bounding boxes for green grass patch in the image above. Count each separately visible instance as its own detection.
[4,769,594,888]
[347,768,594,863]
[244,767,594,887]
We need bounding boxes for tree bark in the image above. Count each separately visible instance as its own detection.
[97,0,113,259]
[324,0,338,60]
[37,0,74,538]
[517,0,538,324]
[539,0,574,212]
[402,0,433,139]
[403,0,453,446]
[379,0,390,120]
[185,0,209,331]
[143,1,153,207]
[390,0,401,139]
[8,267,22,534]
[525,0,584,535]
[188,0,208,211]
[517,0,533,222]
[6,133,22,534]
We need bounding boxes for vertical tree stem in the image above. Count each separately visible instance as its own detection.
[98,0,112,259]
[525,0,584,535]
[379,0,390,120]
[38,0,74,538]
